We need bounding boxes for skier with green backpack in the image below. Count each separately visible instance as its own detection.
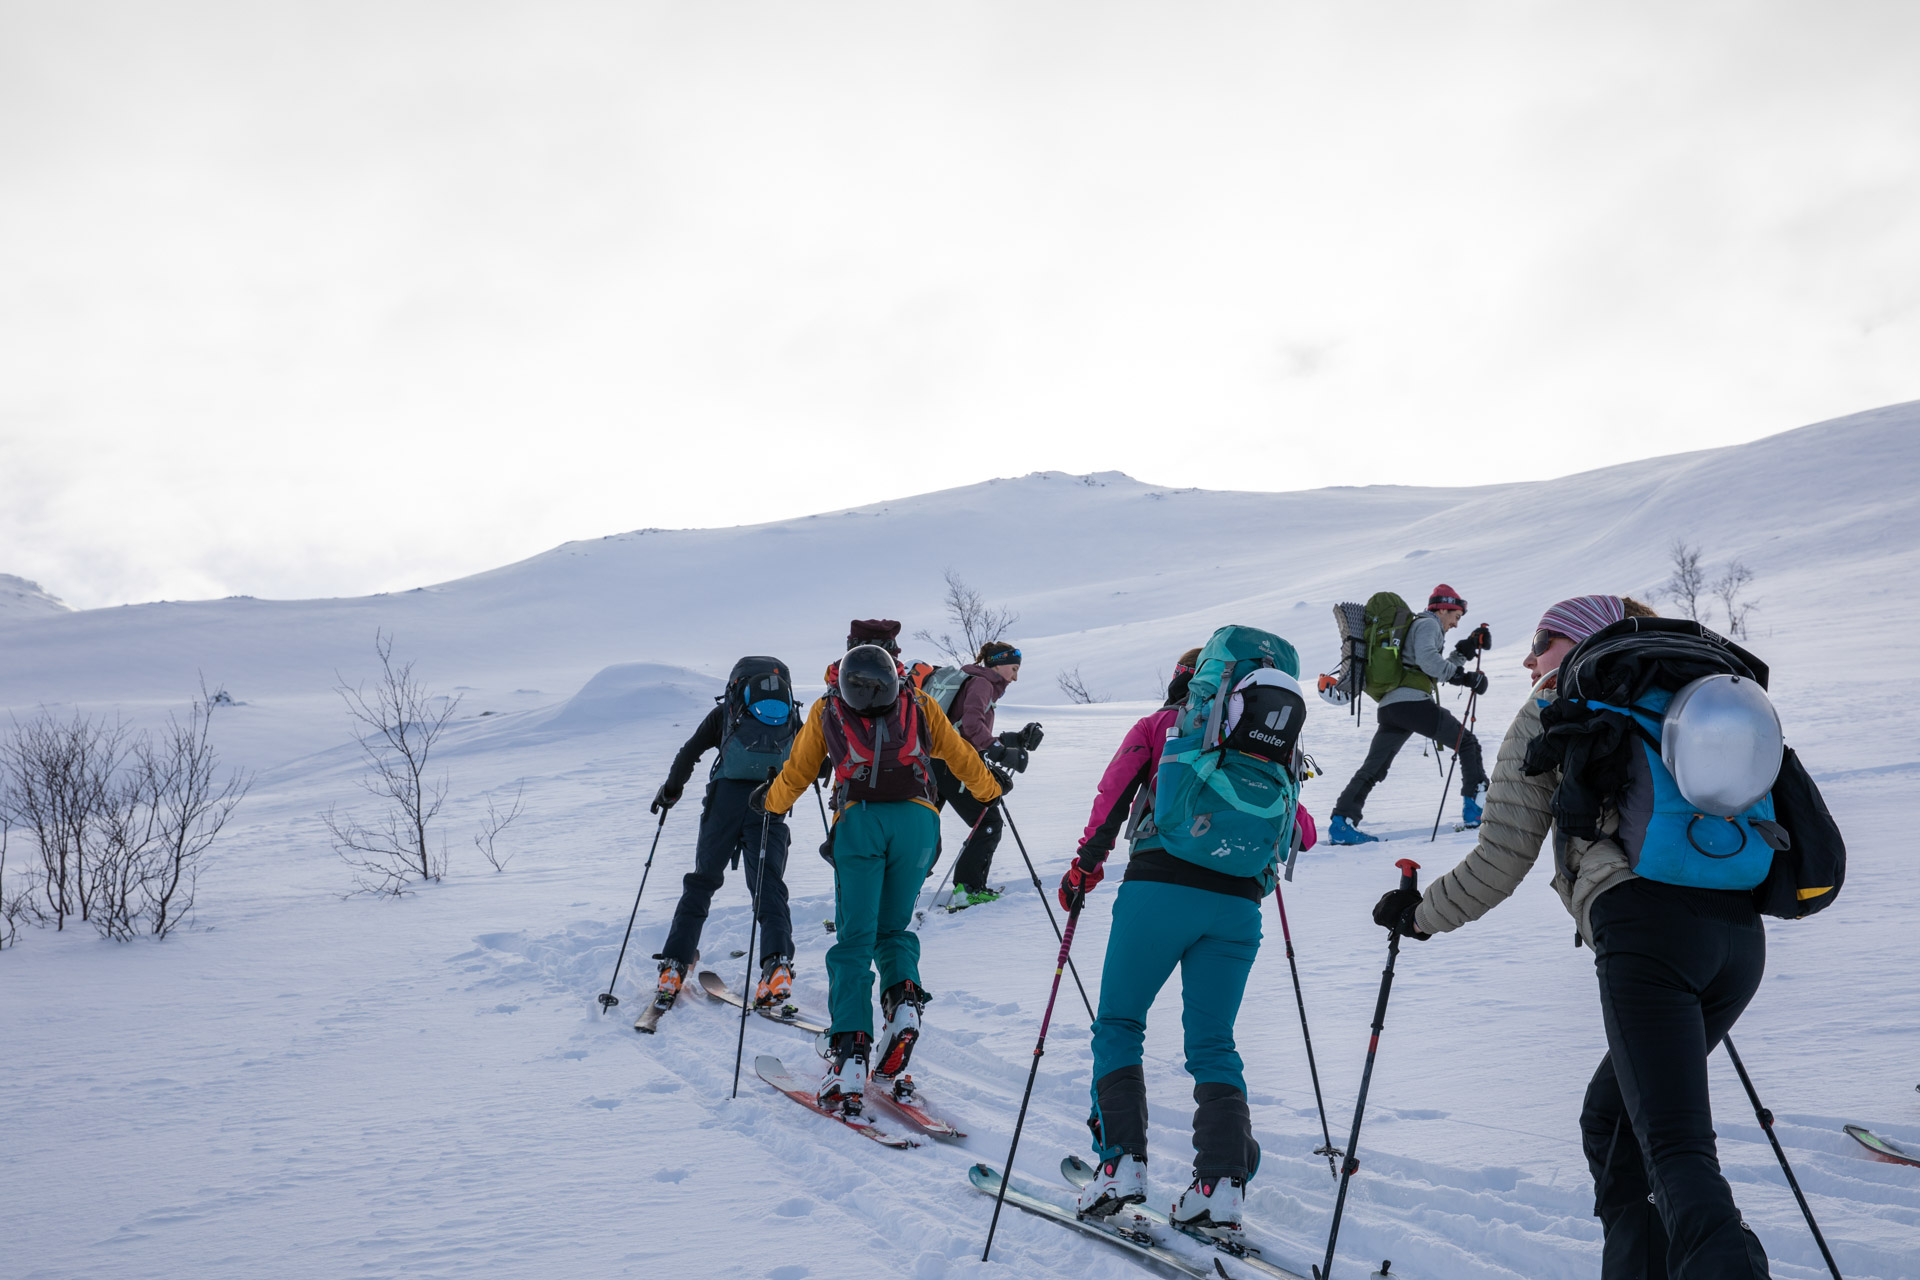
[1328,584,1490,843]
[1061,626,1312,1231]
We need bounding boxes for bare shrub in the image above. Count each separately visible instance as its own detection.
[324,631,460,895]
[913,569,1019,664]
[2,710,126,929]
[1712,560,1759,639]
[1056,666,1110,704]
[1660,540,1706,621]
[1,689,248,941]
[135,690,251,937]
[472,782,526,872]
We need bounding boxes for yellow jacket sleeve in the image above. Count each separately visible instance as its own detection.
[920,691,1002,803]
[765,697,830,816]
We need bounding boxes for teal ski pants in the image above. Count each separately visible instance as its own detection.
[826,801,940,1037]
[1088,879,1263,1179]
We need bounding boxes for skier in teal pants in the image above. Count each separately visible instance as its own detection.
[757,645,1002,1115]
[1058,630,1313,1231]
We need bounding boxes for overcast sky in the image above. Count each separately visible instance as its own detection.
[3,1,1916,609]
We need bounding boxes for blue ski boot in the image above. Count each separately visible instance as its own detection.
[1329,815,1379,845]
[1461,790,1485,829]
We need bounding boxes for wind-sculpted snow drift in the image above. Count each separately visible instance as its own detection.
[2,403,1917,1279]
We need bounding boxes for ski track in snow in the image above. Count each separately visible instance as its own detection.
[5,408,1920,1279]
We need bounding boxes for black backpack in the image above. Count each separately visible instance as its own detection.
[713,657,798,782]
[1752,746,1846,919]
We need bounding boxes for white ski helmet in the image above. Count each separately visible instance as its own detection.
[1315,673,1350,707]
[1661,674,1783,817]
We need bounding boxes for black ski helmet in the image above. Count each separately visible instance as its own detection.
[837,645,900,714]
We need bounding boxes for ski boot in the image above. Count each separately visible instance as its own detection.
[875,980,929,1078]
[1329,815,1379,845]
[755,954,794,1007]
[1169,1174,1246,1230]
[1461,786,1486,829]
[651,958,689,1009]
[1076,1154,1148,1218]
[817,1031,869,1115]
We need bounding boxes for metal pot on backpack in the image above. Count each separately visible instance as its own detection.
[1660,674,1784,817]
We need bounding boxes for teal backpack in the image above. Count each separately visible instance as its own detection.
[1154,625,1307,889]
[712,656,799,782]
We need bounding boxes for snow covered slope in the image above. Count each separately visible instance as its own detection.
[3,402,1918,1280]
[0,572,71,621]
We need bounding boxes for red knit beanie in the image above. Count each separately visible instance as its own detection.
[1428,584,1467,613]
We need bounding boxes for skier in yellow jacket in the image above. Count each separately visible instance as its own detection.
[754,644,1003,1113]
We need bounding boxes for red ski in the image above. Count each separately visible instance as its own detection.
[754,1055,918,1148]
[868,1074,966,1138]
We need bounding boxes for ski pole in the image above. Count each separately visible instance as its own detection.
[1427,655,1482,843]
[1722,1035,1844,1280]
[998,800,1097,1025]
[731,768,779,1100]
[1316,858,1420,1280]
[1274,877,1339,1178]
[982,894,1086,1263]
[597,809,670,1012]
[811,779,832,839]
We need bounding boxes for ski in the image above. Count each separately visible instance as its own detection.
[938,884,1008,914]
[868,1073,965,1137]
[968,1163,1212,1278]
[755,1055,918,1148]
[634,951,697,1034]
[698,968,829,1034]
[633,995,675,1033]
[1845,1123,1920,1168]
[1061,1154,1311,1280]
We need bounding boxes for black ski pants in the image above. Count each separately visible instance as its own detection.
[661,777,792,968]
[931,758,1004,893]
[1580,878,1771,1280]
[1332,697,1486,822]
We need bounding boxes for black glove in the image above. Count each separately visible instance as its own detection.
[650,782,682,815]
[1452,624,1492,660]
[989,765,1014,796]
[1448,669,1489,695]
[748,782,770,814]
[1371,887,1430,939]
[999,722,1045,752]
[817,830,836,867]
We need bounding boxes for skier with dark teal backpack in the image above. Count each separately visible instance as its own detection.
[649,656,801,1014]
[1060,625,1311,1232]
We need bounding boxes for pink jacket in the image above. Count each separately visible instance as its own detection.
[951,663,1012,750]
[1078,707,1179,854]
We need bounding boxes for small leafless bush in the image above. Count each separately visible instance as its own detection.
[914,569,1019,664]
[1712,560,1759,639]
[472,782,526,872]
[1056,666,1110,704]
[1,688,248,942]
[1661,539,1706,621]
[324,631,459,895]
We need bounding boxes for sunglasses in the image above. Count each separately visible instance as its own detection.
[1530,629,1570,657]
[1174,663,1197,676]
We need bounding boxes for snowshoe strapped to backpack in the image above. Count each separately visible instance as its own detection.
[821,688,938,806]
[1532,618,1842,911]
[714,656,799,781]
[1324,601,1370,721]
[1154,625,1305,889]
[1361,591,1426,702]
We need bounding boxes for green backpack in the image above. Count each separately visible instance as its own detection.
[1361,591,1431,702]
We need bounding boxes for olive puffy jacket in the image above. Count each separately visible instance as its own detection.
[1411,677,1637,946]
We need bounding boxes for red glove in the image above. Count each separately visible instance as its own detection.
[1295,805,1318,852]
[1058,857,1105,910]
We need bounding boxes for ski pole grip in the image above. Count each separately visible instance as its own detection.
[1395,858,1421,892]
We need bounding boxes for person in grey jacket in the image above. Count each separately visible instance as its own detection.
[1330,584,1490,842]
[1371,593,1773,1280]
